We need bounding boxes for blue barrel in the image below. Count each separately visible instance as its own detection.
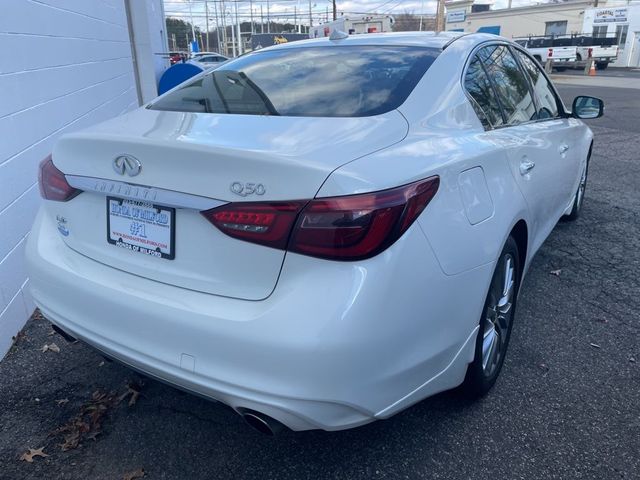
[158,62,204,95]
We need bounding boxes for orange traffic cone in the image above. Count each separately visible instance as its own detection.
[589,61,596,76]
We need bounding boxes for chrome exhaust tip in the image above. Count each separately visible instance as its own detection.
[241,410,286,436]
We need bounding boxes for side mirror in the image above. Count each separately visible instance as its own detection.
[572,96,604,119]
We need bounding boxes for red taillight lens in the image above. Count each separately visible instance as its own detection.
[548,48,553,58]
[38,155,81,202]
[201,176,439,261]
[290,176,439,260]
[201,201,307,250]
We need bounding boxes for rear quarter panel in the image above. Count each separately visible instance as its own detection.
[318,37,531,275]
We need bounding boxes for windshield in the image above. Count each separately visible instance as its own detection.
[149,46,439,117]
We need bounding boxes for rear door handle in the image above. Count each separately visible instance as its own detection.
[519,159,536,176]
[559,144,570,154]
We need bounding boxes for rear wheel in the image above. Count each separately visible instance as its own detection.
[596,62,609,70]
[462,236,520,398]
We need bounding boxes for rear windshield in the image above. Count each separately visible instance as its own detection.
[149,46,439,117]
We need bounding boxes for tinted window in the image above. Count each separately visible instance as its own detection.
[514,50,560,119]
[478,45,537,125]
[150,46,439,117]
[464,56,504,128]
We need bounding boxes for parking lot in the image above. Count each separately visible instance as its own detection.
[1,72,639,480]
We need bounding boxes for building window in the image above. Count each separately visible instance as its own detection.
[592,26,608,38]
[616,25,629,46]
[545,21,567,36]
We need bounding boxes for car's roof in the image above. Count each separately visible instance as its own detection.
[256,31,505,52]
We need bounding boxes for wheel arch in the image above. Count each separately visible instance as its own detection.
[509,219,528,278]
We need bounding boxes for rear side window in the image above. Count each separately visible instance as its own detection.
[513,50,560,119]
[150,46,439,117]
[464,56,505,128]
[478,45,537,125]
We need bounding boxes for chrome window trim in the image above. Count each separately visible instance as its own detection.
[65,175,227,211]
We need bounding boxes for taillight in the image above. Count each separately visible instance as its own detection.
[548,48,553,58]
[201,176,439,261]
[201,201,307,250]
[38,155,81,202]
[290,176,439,260]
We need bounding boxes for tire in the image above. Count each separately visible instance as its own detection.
[565,155,590,221]
[462,236,520,398]
[555,66,567,72]
[596,62,608,70]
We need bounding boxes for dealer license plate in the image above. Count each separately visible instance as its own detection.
[107,197,175,260]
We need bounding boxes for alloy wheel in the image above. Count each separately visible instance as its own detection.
[482,254,515,377]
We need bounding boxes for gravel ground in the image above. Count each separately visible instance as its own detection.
[0,79,638,480]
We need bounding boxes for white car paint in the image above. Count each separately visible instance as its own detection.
[26,32,593,432]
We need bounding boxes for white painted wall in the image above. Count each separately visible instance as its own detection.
[0,0,167,358]
[583,5,640,67]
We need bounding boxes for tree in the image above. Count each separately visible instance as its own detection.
[392,12,436,32]
[166,17,201,51]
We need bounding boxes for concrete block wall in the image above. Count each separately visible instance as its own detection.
[0,0,166,358]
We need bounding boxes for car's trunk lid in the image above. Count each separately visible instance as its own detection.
[49,108,408,300]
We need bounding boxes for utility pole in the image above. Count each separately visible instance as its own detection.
[436,0,445,32]
[260,5,264,33]
[221,0,228,56]
[213,0,221,53]
[332,0,337,21]
[250,0,254,34]
[267,0,270,33]
[235,0,242,55]
[230,10,236,57]
[308,0,313,28]
[205,0,210,51]
[188,0,196,51]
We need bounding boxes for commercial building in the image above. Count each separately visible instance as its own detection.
[582,5,640,66]
[445,0,640,67]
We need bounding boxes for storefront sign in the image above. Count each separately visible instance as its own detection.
[447,11,466,23]
[593,7,627,23]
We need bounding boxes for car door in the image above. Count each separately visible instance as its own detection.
[513,47,584,206]
[476,44,577,254]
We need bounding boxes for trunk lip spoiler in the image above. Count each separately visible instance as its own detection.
[65,175,227,211]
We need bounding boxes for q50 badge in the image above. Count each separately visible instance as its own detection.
[230,182,266,197]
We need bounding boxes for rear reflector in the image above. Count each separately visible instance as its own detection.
[201,176,439,261]
[38,155,81,202]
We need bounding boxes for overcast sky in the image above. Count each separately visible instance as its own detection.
[163,0,547,29]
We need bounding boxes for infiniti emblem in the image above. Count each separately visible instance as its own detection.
[113,155,142,177]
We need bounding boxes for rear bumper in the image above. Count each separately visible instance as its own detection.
[26,208,490,431]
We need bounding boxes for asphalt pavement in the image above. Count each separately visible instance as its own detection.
[1,73,639,480]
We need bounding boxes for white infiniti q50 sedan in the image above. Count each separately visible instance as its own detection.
[26,32,602,434]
